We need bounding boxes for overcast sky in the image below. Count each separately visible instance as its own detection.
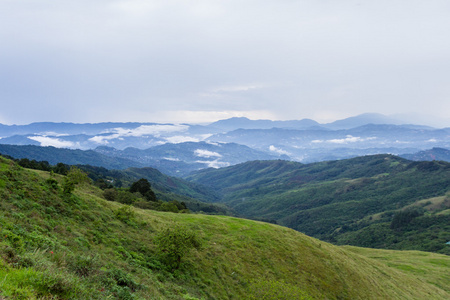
[1,0,450,127]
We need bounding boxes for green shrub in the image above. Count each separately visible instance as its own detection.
[46,177,59,190]
[115,205,137,225]
[155,223,202,270]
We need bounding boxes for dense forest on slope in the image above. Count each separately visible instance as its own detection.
[187,155,450,254]
[0,155,449,299]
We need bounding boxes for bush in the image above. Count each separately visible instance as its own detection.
[115,206,137,225]
[155,223,202,270]
[103,188,118,201]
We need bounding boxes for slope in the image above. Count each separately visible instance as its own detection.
[1,156,449,299]
[0,144,144,169]
[187,155,450,254]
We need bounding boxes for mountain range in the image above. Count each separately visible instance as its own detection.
[1,113,449,175]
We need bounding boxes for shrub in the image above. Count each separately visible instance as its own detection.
[115,205,137,225]
[45,178,59,190]
[155,223,202,270]
[103,188,118,201]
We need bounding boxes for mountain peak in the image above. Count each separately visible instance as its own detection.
[325,113,403,129]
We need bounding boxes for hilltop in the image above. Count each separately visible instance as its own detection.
[1,155,449,299]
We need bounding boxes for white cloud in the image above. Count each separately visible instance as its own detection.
[329,135,363,144]
[89,124,189,144]
[194,149,222,158]
[206,141,220,146]
[109,124,189,137]
[195,160,229,168]
[269,145,290,156]
[163,157,180,161]
[28,136,77,148]
[165,136,200,144]
[312,136,376,144]
[38,132,70,137]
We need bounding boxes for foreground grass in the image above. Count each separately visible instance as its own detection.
[0,156,449,299]
[344,246,450,294]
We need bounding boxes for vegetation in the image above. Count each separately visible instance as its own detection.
[1,154,230,216]
[1,155,449,299]
[187,155,450,254]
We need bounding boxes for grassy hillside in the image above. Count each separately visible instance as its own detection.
[0,156,449,299]
[4,156,228,216]
[78,165,221,204]
[186,155,450,254]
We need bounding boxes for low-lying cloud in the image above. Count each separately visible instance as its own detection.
[194,149,222,158]
[89,124,189,144]
[28,136,78,148]
[195,160,230,169]
[311,135,376,144]
[269,145,290,156]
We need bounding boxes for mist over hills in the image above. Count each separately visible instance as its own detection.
[0,113,449,175]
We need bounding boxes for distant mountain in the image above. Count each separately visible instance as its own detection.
[186,155,450,254]
[323,113,404,129]
[1,114,448,171]
[207,124,450,162]
[208,117,319,131]
[401,147,450,162]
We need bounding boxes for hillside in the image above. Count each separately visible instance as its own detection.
[1,156,449,299]
[401,147,450,162]
[186,155,450,254]
[0,144,144,169]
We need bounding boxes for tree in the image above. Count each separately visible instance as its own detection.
[155,223,202,270]
[129,178,156,201]
[390,209,422,229]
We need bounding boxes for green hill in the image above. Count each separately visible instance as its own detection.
[1,155,449,299]
[186,155,450,254]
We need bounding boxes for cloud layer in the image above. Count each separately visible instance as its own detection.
[1,1,450,126]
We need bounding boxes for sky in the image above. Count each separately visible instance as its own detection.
[1,0,450,127]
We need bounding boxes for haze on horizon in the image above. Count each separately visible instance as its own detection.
[1,1,449,127]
